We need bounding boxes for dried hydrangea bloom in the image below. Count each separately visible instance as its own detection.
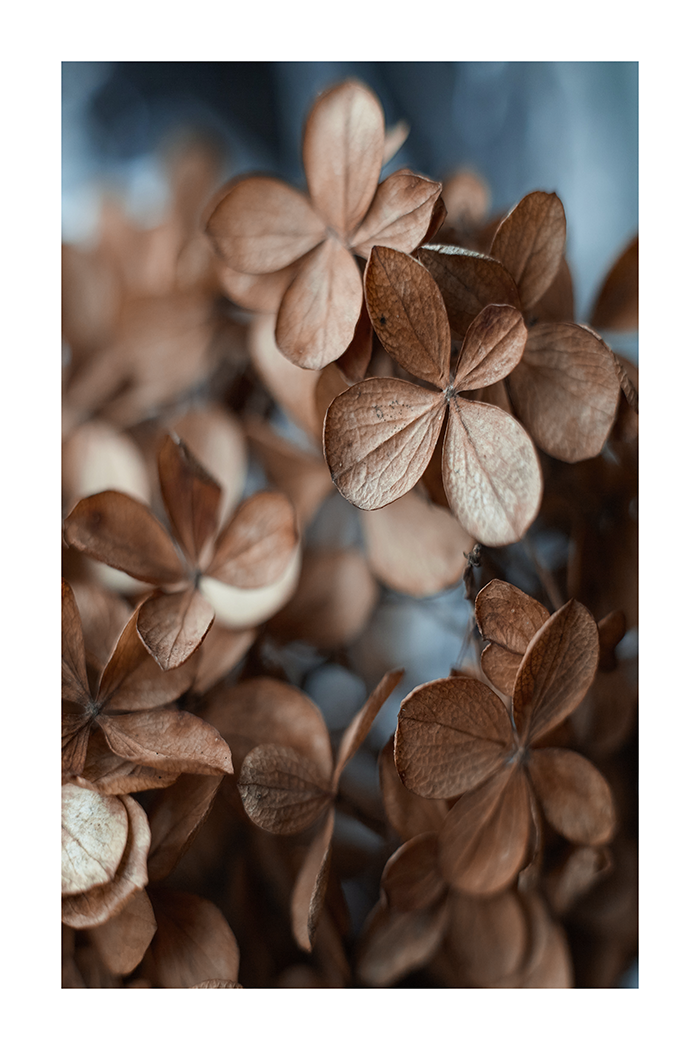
[324,246,542,546]
[395,599,615,895]
[64,433,300,669]
[207,79,441,369]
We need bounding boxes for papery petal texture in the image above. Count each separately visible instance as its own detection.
[527,748,615,845]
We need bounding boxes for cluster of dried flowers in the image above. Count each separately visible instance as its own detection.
[62,79,638,988]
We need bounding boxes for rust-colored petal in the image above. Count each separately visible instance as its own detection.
[203,676,334,779]
[76,733,180,795]
[136,585,214,671]
[89,888,157,976]
[415,245,521,335]
[248,313,324,440]
[378,737,448,842]
[62,795,151,929]
[275,238,363,370]
[364,245,451,387]
[508,322,620,463]
[527,747,616,845]
[475,579,549,695]
[238,744,333,835]
[380,834,446,912]
[444,889,528,987]
[97,606,198,712]
[362,488,473,598]
[98,708,232,776]
[356,897,448,987]
[303,78,384,236]
[513,598,600,744]
[206,175,325,273]
[291,809,336,952]
[216,258,299,313]
[147,774,224,883]
[157,434,222,568]
[351,171,442,258]
[438,764,532,895]
[590,234,638,332]
[453,304,527,392]
[333,669,404,788]
[62,580,91,708]
[324,377,445,510]
[144,888,240,988]
[443,398,542,546]
[394,676,513,799]
[64,491,184,586]
[61,784,128,895]
[489,191,567,312]
[245,417,334,527]
[207,490,298,588]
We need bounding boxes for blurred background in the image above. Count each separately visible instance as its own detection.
[62,60,638,322]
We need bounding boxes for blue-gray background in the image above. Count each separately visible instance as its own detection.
[62,61,638,322]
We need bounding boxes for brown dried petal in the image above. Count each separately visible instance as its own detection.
[415,245,521,336]
[98,709,233,776]
[453,304,527,392]
[378,737,448,842]
[364,246,451,387]
[275,238,363,370]
[157,434,222,567]
[206,175,325,274]
[590,235,638,331]
[324,378,445,510]
[475,579,549,695]
[508,323,620,462]
[145,888,240,988]
[438,764,532,895]
[207,490,298,588]
[303,79,384,236]
[443,398,542,546]
[381,834,446,912]
[217,258,298,313]
[64,491,184,586]
[527,747,616,845]
[356,897,448,987]
[445,889,528,986]
[245,418,334,527]
[62,716,92,776]
[362,488,473,598]
[97,607,198,711]
[489,191,567,312]
[136,585,214,671]
[248,313,323,439]
[62,784,129,895]
[395,676,513,799]
[203,676,334,778]
[62,580,91,708]
[333,669,404,787]
[62,795,151,929]
[238,744,333,834]
[147,774,223,883]
[291,809,335,952]
[513,599,600,744]
[89,888,157,975]
[77,734,180,794]
[351,171,442,258]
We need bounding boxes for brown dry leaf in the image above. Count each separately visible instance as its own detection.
[62,795,151,929]
[77,735,180,795]
[291,809,336,952]
[378,737,448,842]
[415,245,521,336]
[362,488,473,597]
[394,676,513,799]
[438,764,532,895]
[475,579,549,696]
[380,833,446,912]
[489,191,567,313]
[352,170,443,260]
[89,888,157,975]
[590,235,638,331]
[206,491,298,588]
[64,490,184,586]
[98,708,233,777]
[238,744,333,835]
[147,774,224,883]
[512,598,600,743]
[356,897,448,987]
[144,888,240,988]
[61,784,129,895]
[136,585,215,671]
[266,548,379,650]
[527,748,616,845]
[508,322,620,462]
